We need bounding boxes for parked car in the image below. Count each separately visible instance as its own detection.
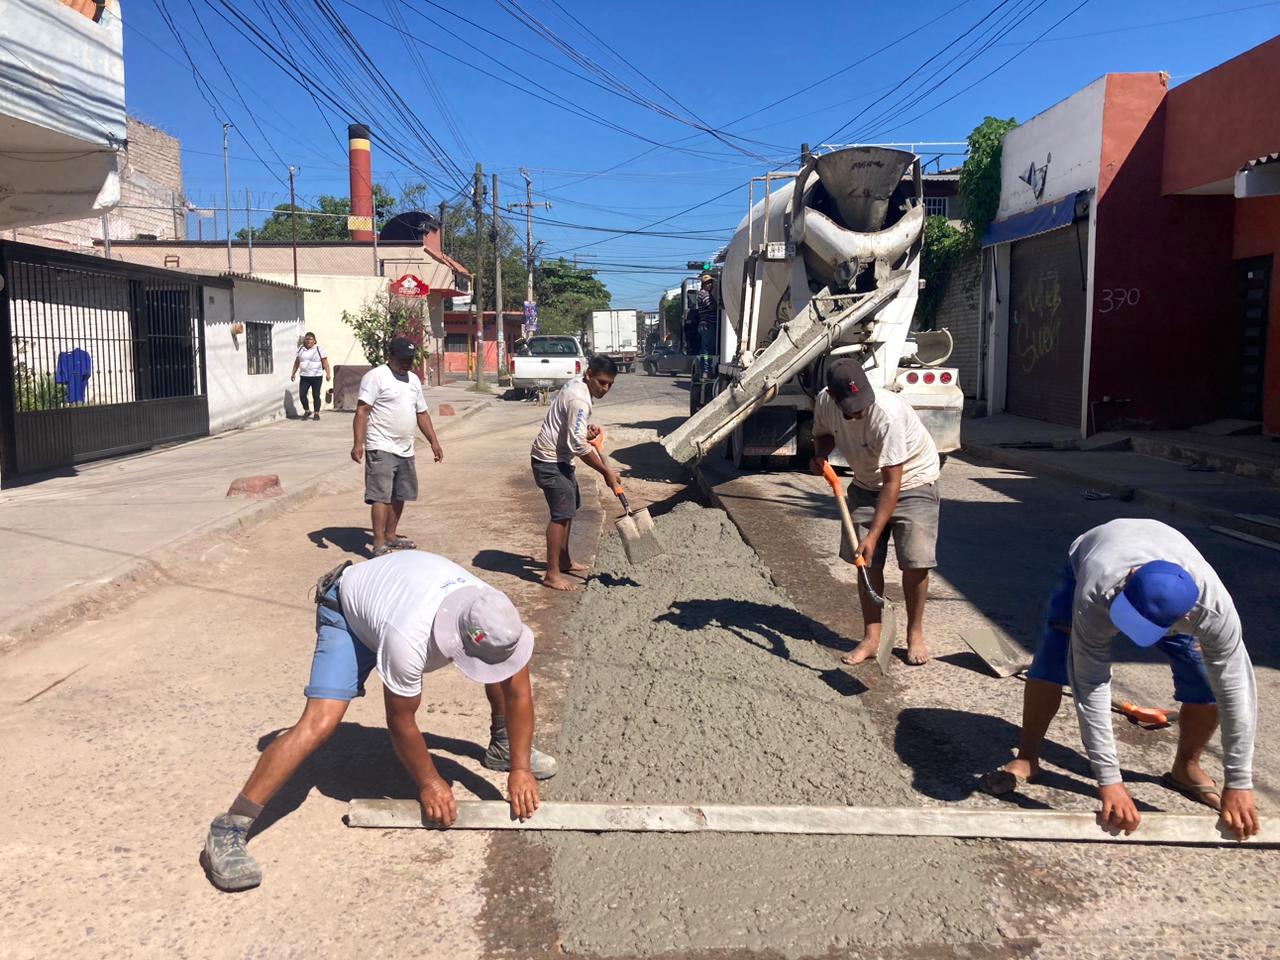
[642,344,694,376]
[510,335,585,397]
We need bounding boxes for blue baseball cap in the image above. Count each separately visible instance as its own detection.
[1109,560,1199,647]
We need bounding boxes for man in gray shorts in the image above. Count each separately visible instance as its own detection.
[351,337,444,556]
[811,357,941,666]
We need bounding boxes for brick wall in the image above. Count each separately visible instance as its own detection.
[933,254,982,399]
[13,117,185,249]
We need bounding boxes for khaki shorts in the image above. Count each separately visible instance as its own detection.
[838,482,939,570]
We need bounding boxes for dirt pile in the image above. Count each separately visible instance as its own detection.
[543,501,997,957]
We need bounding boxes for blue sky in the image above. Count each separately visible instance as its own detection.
[122,0,1280,308]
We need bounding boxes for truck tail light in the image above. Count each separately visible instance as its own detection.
[905,372,919,384]
[509,356,516,373]
[940,371,953,384]
[923,372,936,384]
[575,361,582,375]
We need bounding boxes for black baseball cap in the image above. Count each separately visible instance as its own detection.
[388,336,417,361]
[825,357,875,417]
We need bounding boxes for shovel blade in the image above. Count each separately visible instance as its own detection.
[961,627,1031,679]
[876,603,897,676]
[615,508,664,565]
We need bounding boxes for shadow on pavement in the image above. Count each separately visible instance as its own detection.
[656,598,867,697]
[473,548,543,585]
[307,526,373,557]
[251,723,502,836]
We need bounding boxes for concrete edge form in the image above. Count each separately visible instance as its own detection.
[0,398,495,651]
[347,799,1277,847]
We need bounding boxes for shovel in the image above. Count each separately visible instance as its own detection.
[821,463,897,675]
[590,431,664,565]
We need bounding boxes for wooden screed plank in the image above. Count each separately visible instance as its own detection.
[346,800,1277,848]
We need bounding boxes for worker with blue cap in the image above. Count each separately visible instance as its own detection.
[980,518,1259,840]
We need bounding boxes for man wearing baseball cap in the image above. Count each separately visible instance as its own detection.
[810,356,941,666]
[202,550,555,891]
[351,336,444,557]
[981,518,1260,841]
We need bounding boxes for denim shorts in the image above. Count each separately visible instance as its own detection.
[532,458,580,521]
[303,580,377,701]
[1027,565,1215,704]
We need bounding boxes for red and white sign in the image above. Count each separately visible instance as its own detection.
[389,274,431,298]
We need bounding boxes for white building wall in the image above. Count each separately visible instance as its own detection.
[203,281,304,433]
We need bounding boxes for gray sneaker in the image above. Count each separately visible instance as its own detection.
[483,732,559,780]
[202,814,262,891]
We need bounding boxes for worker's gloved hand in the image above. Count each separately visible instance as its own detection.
[508,770,540,821]
[808,457,827,476]
[419,777,457,827]
[1097,782,1141,835]
[1219,788,1260,841]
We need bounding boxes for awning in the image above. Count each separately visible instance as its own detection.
[982,190,1089,247]
[1236,152,1280,199]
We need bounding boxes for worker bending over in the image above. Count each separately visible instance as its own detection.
[810,357,941,666]
[982,518,1259,841]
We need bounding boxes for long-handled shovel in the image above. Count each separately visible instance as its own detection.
[821,462,897,675]
[590,431,664,565]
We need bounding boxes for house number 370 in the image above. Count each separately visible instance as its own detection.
[1098,287,1140,313]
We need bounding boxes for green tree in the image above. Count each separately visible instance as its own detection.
[534,258,610,337]
[238,185,397,242]
[341,290,429,366]
[436,200,528,313]
[958,116,1019,242]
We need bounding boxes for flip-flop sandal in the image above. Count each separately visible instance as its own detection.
[979,767,1040,797]
[388,537,417,550]
[372,544,394,558]
[1160,772,1222,810]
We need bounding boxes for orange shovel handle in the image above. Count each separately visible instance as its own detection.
[1117,702,1168,725]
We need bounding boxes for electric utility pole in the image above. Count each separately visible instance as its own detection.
[245,188,254,272]
[472,163,485,385]
[288,165,299,287]
[222,123,233,272]
[491,173,505,382]
[508,167,551,331]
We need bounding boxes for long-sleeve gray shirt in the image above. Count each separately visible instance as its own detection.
[1067,519,1257,790]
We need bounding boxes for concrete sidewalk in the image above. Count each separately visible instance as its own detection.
[963,414,1280,546]
[0,382,494,649]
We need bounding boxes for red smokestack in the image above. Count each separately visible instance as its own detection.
[348,123,373,242]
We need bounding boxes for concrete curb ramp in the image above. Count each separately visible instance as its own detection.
[348,799,1277,848]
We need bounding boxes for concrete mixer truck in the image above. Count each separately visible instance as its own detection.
[664,146,963,470]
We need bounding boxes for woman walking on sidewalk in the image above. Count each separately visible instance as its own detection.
[291,331,330,420]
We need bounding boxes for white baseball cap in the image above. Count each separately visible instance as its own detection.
[431,586,534,683]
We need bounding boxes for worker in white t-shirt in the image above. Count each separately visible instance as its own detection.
[290,331,330,420]
[810,357,942,667]
[352,337,443,556]
[203,550,556,892]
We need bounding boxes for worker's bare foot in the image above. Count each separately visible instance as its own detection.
[905,638,930,665]
[979,757,1041,796]
[840,637,880,666]
[560,559,590,578]
[542,574,579,592]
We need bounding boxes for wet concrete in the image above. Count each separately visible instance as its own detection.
[542,501,1001,957]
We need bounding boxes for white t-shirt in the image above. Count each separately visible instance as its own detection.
[530,379,593,464]
[358,364,429,457]
[296,344,327,378]
[813,387,940,492]
[339,551,483,697]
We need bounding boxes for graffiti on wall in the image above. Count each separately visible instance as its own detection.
[1012,268,1063,374]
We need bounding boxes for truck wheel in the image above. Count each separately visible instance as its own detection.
[730,424,762,471]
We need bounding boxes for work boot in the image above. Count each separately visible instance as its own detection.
[483,724,558,780]
[202,814,262,891]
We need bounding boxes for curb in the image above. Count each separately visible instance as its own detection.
[961,442,1280,543]
[0,397,497,653]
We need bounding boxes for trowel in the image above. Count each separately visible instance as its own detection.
[822,463,897,676]
[590,431,664,565]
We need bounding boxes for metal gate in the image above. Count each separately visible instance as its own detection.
[0,241,213,480]
[1235,256,1272,422]
[1006,224,1088,426]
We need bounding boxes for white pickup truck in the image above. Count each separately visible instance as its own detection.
[509,335,585,396]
